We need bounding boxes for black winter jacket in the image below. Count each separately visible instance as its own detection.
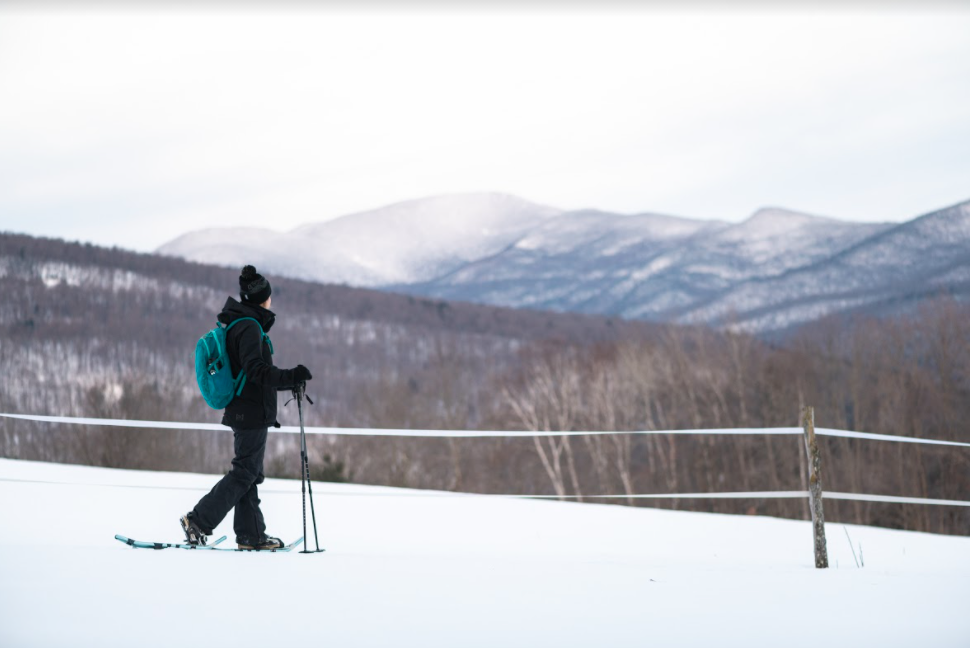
[218,297,297,429]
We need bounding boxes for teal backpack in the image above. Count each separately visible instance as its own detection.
[195,317,274,409]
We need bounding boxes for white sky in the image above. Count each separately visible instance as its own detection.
[1,5,969,252]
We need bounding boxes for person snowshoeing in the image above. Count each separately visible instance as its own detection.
[181,265,312,550]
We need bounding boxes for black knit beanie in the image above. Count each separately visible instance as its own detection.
[239,265,272,305]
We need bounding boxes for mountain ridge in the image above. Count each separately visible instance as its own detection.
[157,193,970,333]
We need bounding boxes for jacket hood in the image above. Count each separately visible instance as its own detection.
[217,297,276,333]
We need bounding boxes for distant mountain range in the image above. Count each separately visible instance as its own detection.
[157,193,970,333]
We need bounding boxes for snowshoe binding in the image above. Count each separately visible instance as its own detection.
[180,513,208,546]
[237,535,284,551]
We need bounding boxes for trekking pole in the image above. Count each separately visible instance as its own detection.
[296,382,308,552]
[295,381,324,554]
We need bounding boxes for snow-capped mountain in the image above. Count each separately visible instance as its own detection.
[399,206,894,323]
[158,193,562,286]
[682,200,970,331]
[158,194,970,333]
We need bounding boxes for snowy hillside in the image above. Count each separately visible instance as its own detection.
[2,458,969,648]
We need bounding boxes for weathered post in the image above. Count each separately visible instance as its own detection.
[801,406,828,568]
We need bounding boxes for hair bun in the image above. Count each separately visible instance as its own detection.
[241,265,258,279]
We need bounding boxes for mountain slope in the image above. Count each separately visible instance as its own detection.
[394,209,727,315]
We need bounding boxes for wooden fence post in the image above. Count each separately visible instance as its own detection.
[801,406,829,568]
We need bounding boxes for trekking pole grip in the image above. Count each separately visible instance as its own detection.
[293,380,313,405]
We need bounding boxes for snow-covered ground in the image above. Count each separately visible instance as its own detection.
[1,458,968,648]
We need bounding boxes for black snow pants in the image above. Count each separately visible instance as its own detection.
[191,426,268,544]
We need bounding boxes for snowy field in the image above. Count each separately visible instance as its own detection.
[1,458,968,648]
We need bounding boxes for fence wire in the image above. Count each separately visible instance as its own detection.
[2,412,969,447]
[2,412,968,508]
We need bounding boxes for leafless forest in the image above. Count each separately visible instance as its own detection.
[1,233,967,535]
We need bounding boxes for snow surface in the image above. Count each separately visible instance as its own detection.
[2,458,968,648]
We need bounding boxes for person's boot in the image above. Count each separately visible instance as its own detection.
[238,534,284,550]
[180,513,208,546]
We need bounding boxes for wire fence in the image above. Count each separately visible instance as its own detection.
[2,412,968,508]
[2,412,969,446]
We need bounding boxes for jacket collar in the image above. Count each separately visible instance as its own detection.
[217,297,276,333]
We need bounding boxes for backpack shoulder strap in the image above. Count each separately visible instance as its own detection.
[222,317,273,355]
[224,316,264,335]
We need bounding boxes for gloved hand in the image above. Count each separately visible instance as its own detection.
[293,365,313,383]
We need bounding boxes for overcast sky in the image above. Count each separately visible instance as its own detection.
[1,5,969,252]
